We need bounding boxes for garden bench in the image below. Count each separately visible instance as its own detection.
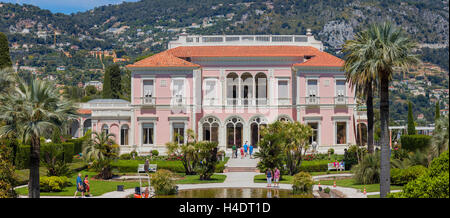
[138,164,157,173]
[327,163,344,171]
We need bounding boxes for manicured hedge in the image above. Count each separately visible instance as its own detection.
[299,160,329,172]
[400,135,432,152]
[15,142,75,169]
[66,138,84,154]
[111,158,230,174]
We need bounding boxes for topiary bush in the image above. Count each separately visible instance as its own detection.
[390,165,428,186]
[151,169,177,195]
[151,150,159,156]
[400,135,432,152]
[119,153,132,160]
[39,176,70,192]
[292,172,314,194]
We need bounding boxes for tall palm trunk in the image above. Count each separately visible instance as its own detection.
[379,73,391,198]
[29,135,40,198]
[366,81,374,153]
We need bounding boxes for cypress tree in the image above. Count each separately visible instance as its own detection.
[109,64,122,99]
[102,66,112,98]
[102,64,121,99]
[435,101,440,121]
[407,101,416,135]
[0,32,12,69]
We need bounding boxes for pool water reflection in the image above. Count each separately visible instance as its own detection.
[154,188,314,198]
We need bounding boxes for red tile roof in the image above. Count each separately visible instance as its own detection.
[77,109,92,115]
[127,45,344,68]
[127,51,200,68]
[167,45,322,57]
[293,52,344,67]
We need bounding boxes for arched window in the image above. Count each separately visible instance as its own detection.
[83,119,91,136]
[202,117,220,142]
[249,116,268,147]
[120,125,129,145]
[255,73,267,105]
[225,117,244,148]
[240,73,253,105]
[277,115,293,122]
[101,124,109,135]
[226,73,239,105]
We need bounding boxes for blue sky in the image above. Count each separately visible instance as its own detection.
[1,0,140,14]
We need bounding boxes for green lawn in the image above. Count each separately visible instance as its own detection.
[15,171,226,197]
[309,171,351,176]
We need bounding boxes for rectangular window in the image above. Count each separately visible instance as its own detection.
[307,80,318,96]
[336,80,346,96]
[278,80,289,104]
[336,122,347,144]
[205,80,217,105]
[173,123,185,144]
[120,128,129,145]
[172,79,184,104]
[308,122,319,144]
[143,80,154,104]
[142,123,154,145]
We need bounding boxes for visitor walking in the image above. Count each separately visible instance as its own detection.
[144,158,150,173]
[74,173,84,198]
[240,146,244,159]
[249,144,254,159]
[83,175,91,197]
[232,145,237,158]
[273,167,280,187]
[243,141,248,157]
[266,169,273,187]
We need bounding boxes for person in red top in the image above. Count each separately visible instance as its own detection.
[83,175,91,197]
[240,146,244,159]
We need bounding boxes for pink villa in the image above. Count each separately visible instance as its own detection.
[74,31,368,154]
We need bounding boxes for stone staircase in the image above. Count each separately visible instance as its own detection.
[223,166,259,173]
[223,157,260,173]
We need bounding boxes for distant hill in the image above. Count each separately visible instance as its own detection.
[1,0,448,66]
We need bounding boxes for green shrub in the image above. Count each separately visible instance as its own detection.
[39,176,70,192]
[400,135,432,152]
[292,172,314,194]
[324,187,331,194]
[391,165,428,185]
[15,145,30,169]
[344,145,367,170]
[353,153,380,184]
[119,153,132,160]
[328,148,335,155]
[151,150,159,156]
[299,160,329,172]
[151,169,177,195]
[389,151,449,198]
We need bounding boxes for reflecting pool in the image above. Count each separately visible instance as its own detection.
[154,188,315,198]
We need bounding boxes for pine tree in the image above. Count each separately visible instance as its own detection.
[407,101,416,135]
[0,32,12,70]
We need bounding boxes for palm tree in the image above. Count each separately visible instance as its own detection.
[345,22,419,197]
[83,131,119,179]
[343,32,378,153]
[0,79,77,198]
[430,115,449,159]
